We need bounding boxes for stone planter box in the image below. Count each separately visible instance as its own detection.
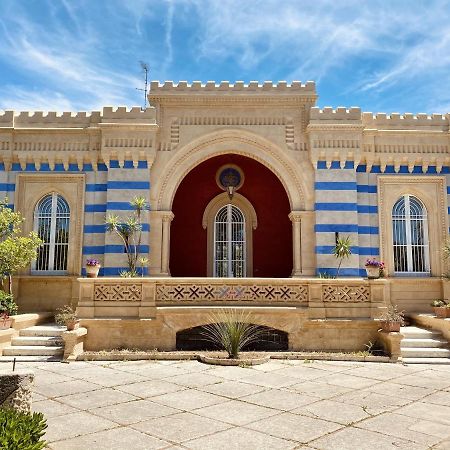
[198,354,270,366]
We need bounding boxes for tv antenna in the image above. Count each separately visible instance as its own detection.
[136,61,149,110]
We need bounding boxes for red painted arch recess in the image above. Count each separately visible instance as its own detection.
[170,154,292,277]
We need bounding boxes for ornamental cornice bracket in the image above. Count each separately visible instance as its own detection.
[61,154,70,171]
[101,151,111,168]
[17,153,27,171]
[76,154,84,171]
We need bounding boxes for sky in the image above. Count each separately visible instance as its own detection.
[0,0,450,114]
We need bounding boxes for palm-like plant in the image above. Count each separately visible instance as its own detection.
[201,309,263,359]
[333,235,352,278]
[105,196,149,276]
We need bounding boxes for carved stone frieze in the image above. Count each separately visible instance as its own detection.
[156,282,308,303]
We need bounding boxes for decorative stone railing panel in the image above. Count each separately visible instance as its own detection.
[156,282,308,304]
[322,285,370,303]
[94,283,142,301]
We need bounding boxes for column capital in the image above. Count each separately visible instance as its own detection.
[161,211,175,223]
[289,210,314,222]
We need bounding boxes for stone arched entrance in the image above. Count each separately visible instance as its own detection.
[170,154,292,277]
[149,129,315,277]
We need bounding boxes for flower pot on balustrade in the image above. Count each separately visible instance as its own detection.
[434,306,448,318]
[66,320,80,331]
[0,317,12,330]
[379,321,401,333]
[365,266,380,279]
[86,264,101,278]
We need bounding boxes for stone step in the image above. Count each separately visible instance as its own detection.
[400,326,441,339]
[19,324,65,337]
[11,336,63,347]
[2,345,64,357]
[401,347,450,358]
[402,357,450,365]
[401,338,449,348]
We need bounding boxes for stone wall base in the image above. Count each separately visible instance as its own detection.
[0,371,34,413]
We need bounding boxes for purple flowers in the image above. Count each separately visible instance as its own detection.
[365,259,384,268]
[86,258,100,267]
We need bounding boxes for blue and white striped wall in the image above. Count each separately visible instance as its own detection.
[0,161,150,277]
[314,162,450,277]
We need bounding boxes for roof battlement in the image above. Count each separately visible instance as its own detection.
[310,107,362,121]
[149,80,316,96]
[0,106,156,128]
[362,112,449,130]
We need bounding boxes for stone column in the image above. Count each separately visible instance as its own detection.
[289,212,302,277]
[161,211,174,276]
[289,211,316,277]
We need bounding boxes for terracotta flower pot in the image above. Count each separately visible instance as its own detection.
[434,306,447,318]
[380,321,401,332]
[446,308,450,318]
[66,320,79,331]
[86,265,101,278]
[365,266,380,279]
[0,317,12,330]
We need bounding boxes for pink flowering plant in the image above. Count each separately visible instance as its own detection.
[86,258,100,267]
[365,259,384,268]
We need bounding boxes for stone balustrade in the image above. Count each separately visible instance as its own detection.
[77,277,389,320]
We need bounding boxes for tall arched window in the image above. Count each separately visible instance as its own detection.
[392,195,430,275]
[33,193,70,273]
[214,204,246,277]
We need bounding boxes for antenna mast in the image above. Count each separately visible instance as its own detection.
[136,61,149,110]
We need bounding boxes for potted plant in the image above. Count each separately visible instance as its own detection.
[365,259,384,279]
[86,259,101,278]
[0,290,18,330]
[431,299,448,318]
[379,304,405,332]
[55,305,79,331]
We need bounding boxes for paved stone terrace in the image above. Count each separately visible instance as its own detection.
[1,360,450,449]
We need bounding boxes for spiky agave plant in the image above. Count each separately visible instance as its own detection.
[201,309,264,359]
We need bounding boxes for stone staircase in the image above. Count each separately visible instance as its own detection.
[0,324,65,362]
[401,325,450,364]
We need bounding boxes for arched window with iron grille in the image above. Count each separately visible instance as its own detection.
[33,193,70,273]
[214,204,246,277]
[392,195,430,275]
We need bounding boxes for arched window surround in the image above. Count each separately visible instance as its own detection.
[203,192,257,277]
[32,192,71,274]
[392,194,430,276]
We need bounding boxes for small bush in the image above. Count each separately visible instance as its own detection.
[54,304,77,326]
[0,408,47,449]
[0,290,18,316]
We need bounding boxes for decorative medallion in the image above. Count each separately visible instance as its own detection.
[216,164,244,192]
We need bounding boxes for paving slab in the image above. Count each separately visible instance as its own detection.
[194,399,279,426]
[199,380,266,399]
[91,399,179,425]
[183,426,297,450]
[49,426,170,449]
[56,387,139,409]
[131,411,231,443]
[310,426,427,450]
[246,411,342,443]
[241,388,318,411]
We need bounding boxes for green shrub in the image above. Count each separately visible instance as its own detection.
[0,290,18,316]
[0,408,47,449]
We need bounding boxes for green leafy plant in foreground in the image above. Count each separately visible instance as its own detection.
[201,309,263,359]
[0,408,47,450]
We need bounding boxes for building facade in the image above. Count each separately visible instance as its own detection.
[0,81,449,314]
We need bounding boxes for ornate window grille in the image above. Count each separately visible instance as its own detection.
[214,204,246,277]
[392,195,429,275]
[33,193,70,273]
